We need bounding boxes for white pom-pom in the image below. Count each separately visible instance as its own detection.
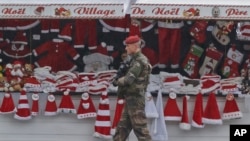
[101,42,106,47]
[117,99,124,104]
[4,93,10,98]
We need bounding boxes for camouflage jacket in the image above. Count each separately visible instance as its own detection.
[116,51,152,97]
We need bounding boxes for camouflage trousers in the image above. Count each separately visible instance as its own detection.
[113,95,152,141]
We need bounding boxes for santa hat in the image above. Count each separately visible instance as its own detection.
[164,89,182,121]
[111,98,125,135]
[34,6,44,15]
[13,60,22,68]
[31,93,39,116]
[150,89,169,141]
[179,96,191,130]
[77,92,97,119]
[202,92,222,125]
[222,93,242,120]
[12,31,28,45]
[57,89,76,114]
[93,91,112,139]
[44,94,58,116]
[201,74,221,94]
[191,92,205,128]
[160,72,183,86]
[24,77,42,92]
[88,84,108,95]
[145,91,159,118]
[0,92,16,114]
[14,89,32,120]
[58,23,72,41]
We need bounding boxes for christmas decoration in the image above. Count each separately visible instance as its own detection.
[199,44,223,76]
[150,89,169,141]
[189,20,208,44]
[14,89,32,120]
[93,91,112,139]
[212,21,234,45]
[57,89,76,114]
[191,92,205,128]
[182,42,204,78]
[164,89,182,121]
[222,93,243,120]
[179,96,191,130]
[202,92,222,125]
[0,92,16,114]
[77,92,97,119]
[111,98,125,135]
[221,45,244,78]
[44,94,58,116]
[31,93,39,116]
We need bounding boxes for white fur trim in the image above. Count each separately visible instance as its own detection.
[179,122,191,130]
[110,128,116,135]
[171,64,179,69]
[202,117,223,125]
[201,83,220,94]
[14,114,32,120]
[158,21,184,28]
[164,116,181,121]
[77,113,97,119]
[17,20,40,30]
[222,111,243,120]
[44,112,58,116]
[191,120,205,128]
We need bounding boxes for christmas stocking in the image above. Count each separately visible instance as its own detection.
[221,45,244,78]
[189,20,208,44]
[236,21,250,41]
[182,43,204,78]
[212,21,234,45]
[199,44,223,76]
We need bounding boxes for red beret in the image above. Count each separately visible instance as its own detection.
[125,35,141,45]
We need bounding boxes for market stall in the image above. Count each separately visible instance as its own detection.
[0,0,250,141]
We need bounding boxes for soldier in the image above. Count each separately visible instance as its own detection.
[113,35,152,141]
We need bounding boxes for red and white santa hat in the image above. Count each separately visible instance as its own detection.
[11,31,28,45]
[202,92,222,125]
[0,92,16,114]
[111,98,125,135]
[58,23,72,41]
[191,92,205,128]
[44,94,58,116]
[164,89,182,121]
[24,77,42,92]
[222,93,242,120]
[88,84,108,95]
[179,95,191,130]
[57,89,76,114]
[31,93,39,116]
[77,92,97,119]
[161,72,183,86]
[14,88,32,120]
[93,91,112,139]
[201,74,221,94]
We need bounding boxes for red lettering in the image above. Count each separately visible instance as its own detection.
[226,8,247,16]
[74,7,115,16]
[2,8,25,14]
[152,7,179,15]
[131,7,145,15]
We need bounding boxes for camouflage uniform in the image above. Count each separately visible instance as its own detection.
[113,51,152,141]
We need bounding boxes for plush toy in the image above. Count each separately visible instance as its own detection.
[23,63,34,78]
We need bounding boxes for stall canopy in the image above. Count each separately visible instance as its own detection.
[0,0,131,19]
[130,0,250,20]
